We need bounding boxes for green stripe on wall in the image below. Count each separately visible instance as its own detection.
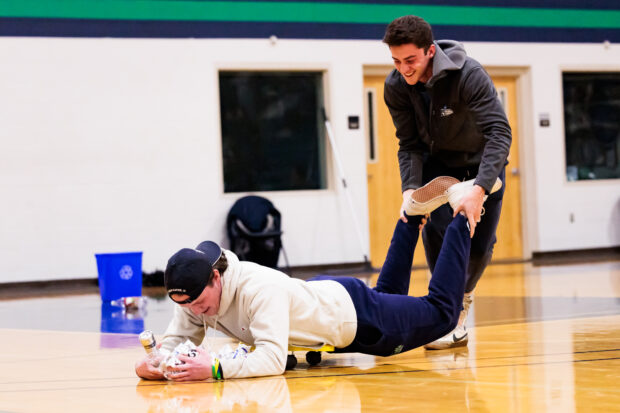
[1,1,619,29]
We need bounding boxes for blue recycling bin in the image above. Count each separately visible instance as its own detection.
[95,252,143,301]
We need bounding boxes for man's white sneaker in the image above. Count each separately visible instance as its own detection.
[424,324,469,350]
[446,177,503,211]
[424,293,473,350]
[405,176,460,216]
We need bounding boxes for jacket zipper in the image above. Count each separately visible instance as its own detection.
[429,90,435,155]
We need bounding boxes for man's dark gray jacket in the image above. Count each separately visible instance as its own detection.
[384,40,512,193]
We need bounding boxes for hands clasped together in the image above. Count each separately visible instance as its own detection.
[135,340,213,381]
[136,340,251,381]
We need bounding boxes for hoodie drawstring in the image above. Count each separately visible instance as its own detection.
[202,314,219,354]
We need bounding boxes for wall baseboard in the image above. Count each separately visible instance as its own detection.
[532,246,620,266]
[0,278,99,300]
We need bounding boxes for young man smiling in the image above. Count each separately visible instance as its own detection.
[383,15,512,349]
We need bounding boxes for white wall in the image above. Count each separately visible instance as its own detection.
[1,36,619,283]
[0,37,372,283]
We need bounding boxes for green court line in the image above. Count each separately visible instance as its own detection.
[0,1,619,29]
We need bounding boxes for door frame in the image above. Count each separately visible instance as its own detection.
[487,67,533,260]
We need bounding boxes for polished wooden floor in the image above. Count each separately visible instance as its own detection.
[1,261,619,412]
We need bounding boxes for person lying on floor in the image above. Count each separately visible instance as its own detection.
[135,177,501,381]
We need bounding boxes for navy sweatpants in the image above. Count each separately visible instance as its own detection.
[310,214,470,357]
[422,162,506,292]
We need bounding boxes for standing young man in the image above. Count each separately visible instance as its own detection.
[383,15,512,349]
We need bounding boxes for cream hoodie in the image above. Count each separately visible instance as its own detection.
[161,250,357,379]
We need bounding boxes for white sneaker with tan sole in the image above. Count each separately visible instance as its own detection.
[405,176,460,216]
[424,293,473,350]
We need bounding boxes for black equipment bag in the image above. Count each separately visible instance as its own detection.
[226,195,283,268]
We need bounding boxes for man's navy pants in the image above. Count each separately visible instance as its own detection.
[310,214,470,357]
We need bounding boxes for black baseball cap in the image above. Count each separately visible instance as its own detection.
[164,241,222,304]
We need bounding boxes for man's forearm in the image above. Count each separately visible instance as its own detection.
[398,151,424,192]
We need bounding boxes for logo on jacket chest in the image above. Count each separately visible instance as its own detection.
[439,105,454,117]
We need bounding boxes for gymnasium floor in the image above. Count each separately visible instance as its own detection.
[1,260,619,412]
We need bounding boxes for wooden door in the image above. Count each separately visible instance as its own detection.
[364,75,427,268]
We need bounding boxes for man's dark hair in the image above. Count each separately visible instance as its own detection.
[382,15,434,52]
[210,253,229,284]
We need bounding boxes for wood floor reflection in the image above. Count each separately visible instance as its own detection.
[0,261,619,412]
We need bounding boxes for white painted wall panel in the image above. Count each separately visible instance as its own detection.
[1,37,619,282]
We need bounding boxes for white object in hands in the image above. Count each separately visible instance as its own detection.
[160,340,199,379]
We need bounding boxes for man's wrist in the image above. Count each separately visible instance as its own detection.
[473,184,486,196]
